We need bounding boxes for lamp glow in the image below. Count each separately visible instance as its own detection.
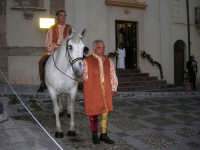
[39,18,55,29]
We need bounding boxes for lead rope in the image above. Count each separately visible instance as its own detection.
[0,69,64,150]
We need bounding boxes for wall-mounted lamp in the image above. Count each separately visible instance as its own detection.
[39,18,55,29]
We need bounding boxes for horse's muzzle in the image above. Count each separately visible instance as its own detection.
[72,61,83,79]
[74,70,83,79]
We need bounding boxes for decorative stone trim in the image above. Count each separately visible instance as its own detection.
[11,7,46,11]
[11,7,46,20]
[0,47,45,56]
[105,0,147,9]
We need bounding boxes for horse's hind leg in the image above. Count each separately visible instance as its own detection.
[48,87,64,138]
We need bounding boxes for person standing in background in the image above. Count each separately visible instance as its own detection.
[187,56,198,90]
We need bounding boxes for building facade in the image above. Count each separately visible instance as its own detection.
[0,0,200,87]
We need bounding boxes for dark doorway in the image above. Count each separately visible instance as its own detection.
[115,20,137,69]
[174,40,185,85]
[0,0,7,47]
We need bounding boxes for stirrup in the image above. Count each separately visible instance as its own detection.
[37,82,46,93]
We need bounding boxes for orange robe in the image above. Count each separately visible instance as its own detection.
[83,54,118,116]
[45,24,70,55]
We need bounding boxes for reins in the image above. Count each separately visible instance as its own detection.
[52,39,83,81]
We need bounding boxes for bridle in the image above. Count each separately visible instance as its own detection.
[52,39,83,81]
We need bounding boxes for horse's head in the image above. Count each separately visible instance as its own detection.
[65,27,86,79]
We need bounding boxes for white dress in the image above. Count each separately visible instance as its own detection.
[117,48,126,69]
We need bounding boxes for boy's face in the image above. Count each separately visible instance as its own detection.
[56,12,66,24]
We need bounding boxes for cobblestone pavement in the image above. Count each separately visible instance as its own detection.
[0,94,200,150]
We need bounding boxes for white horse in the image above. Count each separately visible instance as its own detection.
[45,27,86,138]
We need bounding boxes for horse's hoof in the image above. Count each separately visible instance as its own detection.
[67,114,71,118]
[55,132,64,138]
[67,131,76,136]
[59,112,64,117]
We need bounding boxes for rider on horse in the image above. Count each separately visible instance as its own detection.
[38,10,72,92]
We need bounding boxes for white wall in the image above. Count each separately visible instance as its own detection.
[66,0,145,52]
[160,0,173,83]
[171,0,200,86]
[141,0,162,80]
[66,0,176,83]
[5,0,200,86]
[8,56,40,85]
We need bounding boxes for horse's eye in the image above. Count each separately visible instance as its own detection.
[68,45,72,50]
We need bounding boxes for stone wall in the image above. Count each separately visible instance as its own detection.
[0,47,45,84]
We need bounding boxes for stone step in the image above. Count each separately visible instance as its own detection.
[118,86,185,92]
[119,80,167,87]
[153,87,185,92]
[118,86,161,91]
[118,83,167,89]
[116,69,168,91]
[116,69,139,73]
[118,84,169,91]
[117,72,149,77]
[118,76,158,82]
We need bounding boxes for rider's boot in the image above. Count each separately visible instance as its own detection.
[37,81,46,92]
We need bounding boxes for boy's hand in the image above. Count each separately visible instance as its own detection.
[112,91,116,97]
[77,78,84,82]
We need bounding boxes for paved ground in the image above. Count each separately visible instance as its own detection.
[1,92,200,150]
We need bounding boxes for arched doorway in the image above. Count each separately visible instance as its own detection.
[174,40,185,85]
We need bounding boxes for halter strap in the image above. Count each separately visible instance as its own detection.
[66,39,83,66]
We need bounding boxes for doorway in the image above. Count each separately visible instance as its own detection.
[174,40,185,85]
[0,0,7,46]
[115,20,137,69]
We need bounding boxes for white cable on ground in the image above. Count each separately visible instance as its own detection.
[0,69,64,150]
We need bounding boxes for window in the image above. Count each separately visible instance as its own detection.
[12,0,44,8]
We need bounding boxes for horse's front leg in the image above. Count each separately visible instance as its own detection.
[58,94,64,117]
[49,88,64,138]
[67,95,71,118]
[67,90,77,136]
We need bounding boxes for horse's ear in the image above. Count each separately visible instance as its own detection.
[67,26,73,37]
[80,28,86,39]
